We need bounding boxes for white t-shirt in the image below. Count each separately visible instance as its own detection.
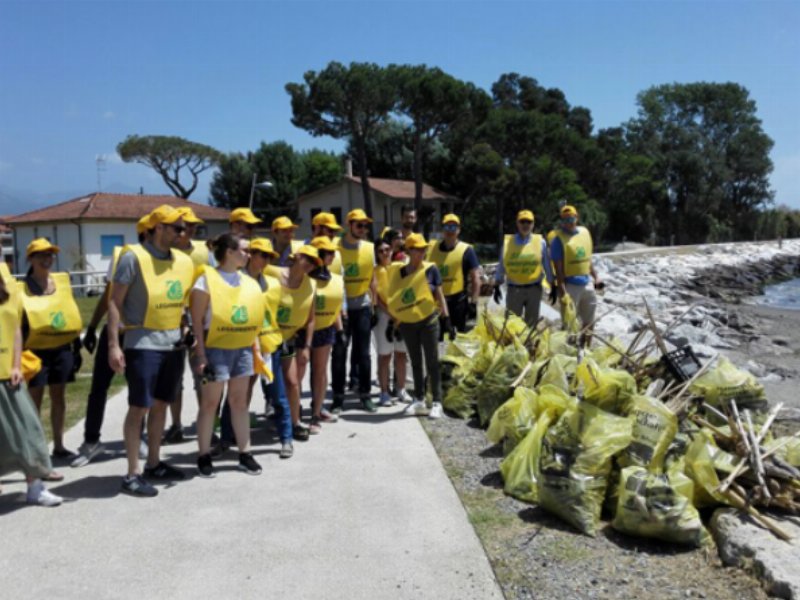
[192,269,242,330]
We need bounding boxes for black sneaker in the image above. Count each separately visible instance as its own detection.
[238,452,262,475]
[143,461,186,481]
[293,423,310,442]
[331,396,344,415]
[121,474,158,497]
[197,453,215,478]
[361,396,377,413]
[210,440,230,458]
[162,424,184,445]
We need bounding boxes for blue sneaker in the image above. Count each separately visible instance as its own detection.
[121,475,158,497]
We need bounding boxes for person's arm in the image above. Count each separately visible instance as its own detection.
[83,283,110,353]
[189,288,209,375]
[304,294,316,339]
[435,286,449,318]
[107,283,129,374]
[550,237,567,297]
[10,326,23,386]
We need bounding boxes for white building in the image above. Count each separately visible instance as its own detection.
[7,192,230,293]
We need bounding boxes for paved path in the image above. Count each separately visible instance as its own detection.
[0,363,502,599]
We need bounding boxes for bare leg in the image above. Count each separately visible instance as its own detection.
[145,400,169,468]
[170,392,182,428]
[124,406,149,476]
[28,386,44,413]
[196,381,224,455]
[48,384,67,452]
[227,376,252,453]
[394,352,407,393]
[311,345,332,417]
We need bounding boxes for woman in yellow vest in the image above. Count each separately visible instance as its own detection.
[373,238,410,407]
[190,233,265,477]
[21,238,83,460]
[386,233,453,420]
[303,236,345,434]
[276,244,321,441]
[0,272,64,506]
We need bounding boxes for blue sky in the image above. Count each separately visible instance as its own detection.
[1,0,798,212]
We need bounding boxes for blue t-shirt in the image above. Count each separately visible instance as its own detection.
[550,229,590,286]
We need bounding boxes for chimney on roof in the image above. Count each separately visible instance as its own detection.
[345,157,353,178]
[139,187,144,195]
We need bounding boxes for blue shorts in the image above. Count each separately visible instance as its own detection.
[28,344,76,388]
[205,346,254,382]
[124,349,183,408]
[311,326,336,348]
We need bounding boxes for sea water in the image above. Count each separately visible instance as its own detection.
[755,277,800,311]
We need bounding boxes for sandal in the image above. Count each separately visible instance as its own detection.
[44,471,64,482]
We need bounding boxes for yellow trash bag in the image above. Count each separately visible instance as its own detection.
[500,410,555,504]
[575,358,637,415]
[690,357,766,413]
[560,294,580,334]
[612,466,712,547]
[536,383,578,416]
[21,350,42,383]
[444,340,498,419]
[620,394,678,471]
[586,338,626,368]
[487,387,538,453]
[538,354,577,393]
[476,339,529,426]
[764,437,800,467]
[535,328,577,361]
[537,402,633,536]
[683,431,730,509]
[252,350,273,383]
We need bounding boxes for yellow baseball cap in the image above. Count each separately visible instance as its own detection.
[310,236,337,252]
[311,211,342,231]
[346,208,373,223]
[229,207,262,225]
[249,237,279,258]
[136,214,153,235]
[560,205,578,218]
[175,206,204,224]
[26,238,60,257]
[442,213,460,226]
[272,216,299,231]
[291,244,323,267]
[404,233,428,250]
[148,204,183,226]
[517,209,534,222]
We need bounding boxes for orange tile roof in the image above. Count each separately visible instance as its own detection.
[6,193,230,225]
[344,176,451,201]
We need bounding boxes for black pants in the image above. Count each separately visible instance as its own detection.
[331,306,372,398]
[83,325,122,444]
[443,292,469,338]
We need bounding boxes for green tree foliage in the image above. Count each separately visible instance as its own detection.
[626,82,774,243]
[286,62,396,222]
[117,134,222,198]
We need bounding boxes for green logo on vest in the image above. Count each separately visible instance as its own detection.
[166,280,183,301]
[440,265,450,278]
[315,294,325,310]
[50,311,66,330]
[231,305,248,325]
[401,288,416,305]
[510,251,521,260]
[344,263,359,277]
[575,247,586,260]
[277,305,291,324]
[263,312,272,327]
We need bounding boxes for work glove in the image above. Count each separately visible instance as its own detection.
[467,301,477,321]
[83,327,97,354]
[442,316,456,341]
[71,338,83,375]
[385,323,394,343]
[548,287,558,306]
[370,311,379,329]
[492,285,502,304]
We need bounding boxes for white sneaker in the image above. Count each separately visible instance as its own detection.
[404,400,429,416]
[428,402,443,420]
[378,392,394,407]
[397,389,413,404]
[26,480,63,507]
[71,441,105,468]
[138,439,148,460]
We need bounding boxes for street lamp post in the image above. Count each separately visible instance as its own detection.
[249,174,274,209]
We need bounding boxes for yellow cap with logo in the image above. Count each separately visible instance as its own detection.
[230,207,262,225]
[311,212,342,231]
[26,238,60,257]
[346,208,373,223]
[442,213,460,226]
[404,233,428,250]
[175,206,204,224]
[516,209,534,222]
[272,216,299,231]
[249,238,279,258]
[148,204,183,226]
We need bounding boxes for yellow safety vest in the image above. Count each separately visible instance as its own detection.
[386,261,438,324]
[427,240,469,296]
[179,240,210,279]
[0,262,18,293]
[313,273,344,330]
[277,275,315,339]
[0,290,21,379]
[338,240,374,298]
[374,264,389,305]
[127,244,194,330]
[202,267,264,350]
[258,274,283,354]
[23,272,83,350]
[556,227,593,277]
[330,250,342,276]
[502,234,543,285]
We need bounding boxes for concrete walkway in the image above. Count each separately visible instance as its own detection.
[0,365,502,599]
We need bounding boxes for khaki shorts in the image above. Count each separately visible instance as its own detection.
[564,281,597,326]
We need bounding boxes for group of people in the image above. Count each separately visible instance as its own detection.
[0,200,599,505]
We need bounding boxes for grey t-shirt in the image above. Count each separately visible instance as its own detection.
[113,241,182,350]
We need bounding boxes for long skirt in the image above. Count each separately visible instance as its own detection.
[0,380,52,479]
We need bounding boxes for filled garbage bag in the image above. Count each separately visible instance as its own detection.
[537,354,577,393]
[487,387,538,453]
[612,466,711,547]
[683,431,730,508]
[537,402,633,536]
[586,338,626,368]
[443,340,498,419]
[764,436,800,468]
[560,294,580,334]
[690,357,766,413]
[621,394,678,471]
[499,410,555,504]
[476,339,529,427]
[575,358,637,415]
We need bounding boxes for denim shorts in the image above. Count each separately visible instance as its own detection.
[205,346,254,382]
[311,325,336,348]
[124,349,183,408]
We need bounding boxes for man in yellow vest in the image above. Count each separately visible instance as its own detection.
[400,205,417,240]
[108,205,194,497]
[493,209,553,327]
[427,214,481,333]
[331,208,376,413]
[550,204,602,346]
[174,206,209,270]
[229,207,262,239]
[272,216,303,267]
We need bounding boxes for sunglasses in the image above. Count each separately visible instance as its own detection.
[250,250,270,259]
[561,217,577,224]
[32,251,56,259]
[168,224,187,234]
[318,249,334,259]
[353,222,369,230]
[518,220,533,226]
[244,223,257,230]
[442,224,459,232]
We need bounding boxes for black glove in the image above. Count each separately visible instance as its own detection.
[335,329,348,347]
[385,323,394,343]
[370,311,379,329]
[492,285,502,304]
[83,327,97,354]
[71,338,83,374]
[442,316,456,341]
[467,301,477,321]
[548,287,558,306]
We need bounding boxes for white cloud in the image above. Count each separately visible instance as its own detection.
[771,153,800,209]
[103,110,116,120]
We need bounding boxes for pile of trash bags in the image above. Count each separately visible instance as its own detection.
[442,308,795,547]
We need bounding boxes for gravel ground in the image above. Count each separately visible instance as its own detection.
[421,415,769,600]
